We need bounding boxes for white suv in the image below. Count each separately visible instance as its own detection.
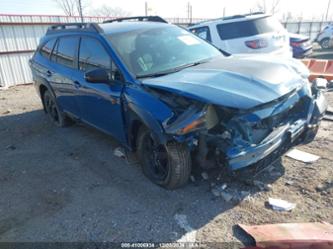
[315,24,333,49]
[189,13,291,57]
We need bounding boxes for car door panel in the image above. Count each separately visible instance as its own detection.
[73,36,127,144]
[48,37,81,117]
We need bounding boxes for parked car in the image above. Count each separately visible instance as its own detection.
[289,33,312,58]
[315,24,333,49]
[189,12,292,57]
[30,16,327,189]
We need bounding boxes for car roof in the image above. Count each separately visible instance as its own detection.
[99,21,172,35]
[189,13,270,28]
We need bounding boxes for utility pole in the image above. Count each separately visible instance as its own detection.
[145,2,147,16]
[325,0,332,21]
[187,2,192,22]
[78,0,83,22]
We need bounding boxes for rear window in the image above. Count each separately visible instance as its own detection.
[40,39,56,59]
[217,16,284,40]
[190,26,212,42]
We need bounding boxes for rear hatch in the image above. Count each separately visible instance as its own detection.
[217,16,290,55]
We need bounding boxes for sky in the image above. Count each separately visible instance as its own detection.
[0,0,331,20]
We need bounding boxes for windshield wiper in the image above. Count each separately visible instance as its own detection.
[136,58,211,79]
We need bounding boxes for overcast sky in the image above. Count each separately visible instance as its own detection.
[0,0,331,20]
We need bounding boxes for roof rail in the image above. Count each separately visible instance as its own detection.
[189,12,268,27]
[46,23,102,34]
[103,16,167,24]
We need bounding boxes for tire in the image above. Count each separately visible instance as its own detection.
[320,38,330,49]
[136,126,191,189]
[42,90,71,127]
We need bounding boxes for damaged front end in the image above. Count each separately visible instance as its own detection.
[159,82,327,171]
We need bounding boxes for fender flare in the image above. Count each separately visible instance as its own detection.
[127,102,168,145]
[37,79,57,112]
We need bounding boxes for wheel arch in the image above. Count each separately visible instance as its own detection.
[126,104,169,151]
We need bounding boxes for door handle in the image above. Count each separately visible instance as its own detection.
[74,81,81,88]
[46,70,52,77]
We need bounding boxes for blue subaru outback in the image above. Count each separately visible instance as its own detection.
[30,16,327,189]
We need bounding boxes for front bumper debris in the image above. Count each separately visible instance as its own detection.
[225,90,327,171]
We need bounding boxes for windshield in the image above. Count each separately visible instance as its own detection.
[106,25,221,78]
[217,16,285,40]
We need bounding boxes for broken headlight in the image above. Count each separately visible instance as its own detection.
[164,105,219,135]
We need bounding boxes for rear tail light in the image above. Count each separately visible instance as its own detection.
[291,41,302,47]
[245,39,268,49]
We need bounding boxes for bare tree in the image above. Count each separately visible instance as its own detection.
[54,0,88,16]
[90,5,130,17]
[54,0,78,16]
[256,0,281,14]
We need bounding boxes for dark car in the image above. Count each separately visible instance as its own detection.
[289,33,312,58]
[29,16,327,189]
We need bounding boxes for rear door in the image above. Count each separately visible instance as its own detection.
[215,16,289,54]
[72,36,127,144]
[48,36,81,117]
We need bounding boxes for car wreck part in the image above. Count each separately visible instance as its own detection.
[239,222,333,249]
[156,82,327,172]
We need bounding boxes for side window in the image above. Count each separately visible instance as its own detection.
[190,27,212,42]
[52,37,78,68]
[40,39,56,59]
[79,37,111,72]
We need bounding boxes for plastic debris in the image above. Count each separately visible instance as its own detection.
[268,198,296,211]
[314,77,328,89]
[174,214,197,242]
[211,188,220,197]
[201,172,209,180]
[286,148,320,163]
[220,191,233,202]
[190,175,196,183]
[113,147,126,158]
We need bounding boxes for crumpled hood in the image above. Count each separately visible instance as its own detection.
[141,55,309,109]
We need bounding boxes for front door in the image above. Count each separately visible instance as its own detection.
[73,36,127,144]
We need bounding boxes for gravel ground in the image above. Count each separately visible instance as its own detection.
[0,85,332,245]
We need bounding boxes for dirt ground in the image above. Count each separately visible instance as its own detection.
[0,84,332,246]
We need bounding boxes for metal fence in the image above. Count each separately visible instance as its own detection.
[0,14,330,88]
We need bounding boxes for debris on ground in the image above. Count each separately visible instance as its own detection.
[286,148,320,163]
[174,214,197,242]
[211,188,221,197]
[2,109,11,115]
[239,222,333,248]
[220,191,233,202]
[285,180,294,186]
[201,172,209,180]
[268,198,296,211]
[190,175,196,183]
[5,144,16,150]
[314,77,328,89]
[210,183,230,201]
[113,147,126,158]
[316,180,333,193]
[252,180,272,191]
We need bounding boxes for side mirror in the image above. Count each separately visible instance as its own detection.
[84,68,110,83]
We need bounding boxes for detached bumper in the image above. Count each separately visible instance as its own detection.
[226,91,327,171]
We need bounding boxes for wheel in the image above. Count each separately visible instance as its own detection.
[136,126,191,189]
[320,38,330,49]
[42,90,71,127]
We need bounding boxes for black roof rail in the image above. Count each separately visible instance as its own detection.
[46,23,103,34]
[245,11,266,16]
[103,16,167,24]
